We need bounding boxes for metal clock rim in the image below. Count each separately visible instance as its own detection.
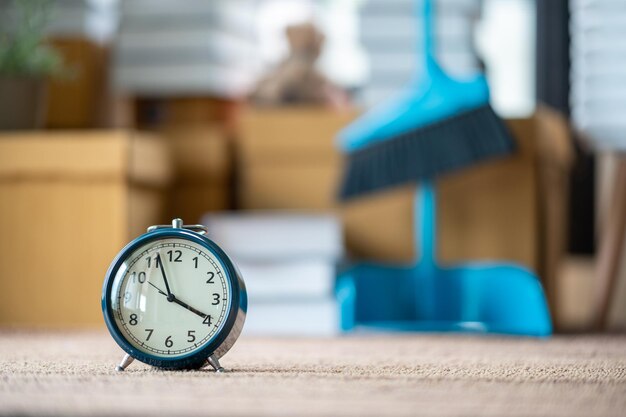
[101,228,245,370]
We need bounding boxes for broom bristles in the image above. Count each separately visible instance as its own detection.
[338,105,516,200]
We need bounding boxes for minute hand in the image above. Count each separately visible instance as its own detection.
[156,253,173,298]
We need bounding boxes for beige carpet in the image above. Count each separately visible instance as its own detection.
[0,332,625,417]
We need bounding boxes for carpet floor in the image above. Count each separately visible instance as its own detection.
[0,331,624,417]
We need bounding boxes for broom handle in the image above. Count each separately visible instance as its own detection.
[417,0,438,70]
[415,183,436,267]
[415,183,437,320]
[422,0,435,58]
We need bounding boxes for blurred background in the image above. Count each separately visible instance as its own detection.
[0,0,624,336]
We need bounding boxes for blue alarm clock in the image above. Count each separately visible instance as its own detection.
[102,218,247,372]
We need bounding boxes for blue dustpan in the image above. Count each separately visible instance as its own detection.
[336,183,552,337]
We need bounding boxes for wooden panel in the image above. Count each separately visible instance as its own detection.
[161,126,231,183]
[163,97,240,127]
[168,184,230,224]
[45,37,108,129]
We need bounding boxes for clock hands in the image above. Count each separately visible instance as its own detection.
[147,260,210,320]
[147,281,167,296]
[155,253,173,300]
[168,296,209,319]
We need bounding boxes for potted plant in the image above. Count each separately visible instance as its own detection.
[0,0,65,130]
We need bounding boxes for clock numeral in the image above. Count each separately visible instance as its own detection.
[130,272,146,284]
[206,272,215,284]
[187,330,196,343]
[193,256,198,269]
[165,335,173,348]
[145,256,161,269]
[203,315,213,326]
[167,250,182,262]
[145,328,154,341]
[129,314,138,326]
[124,291,131,302]
[212,293,220,305]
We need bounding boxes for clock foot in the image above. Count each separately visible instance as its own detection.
[207,354,225,373]
[116,354,135,372]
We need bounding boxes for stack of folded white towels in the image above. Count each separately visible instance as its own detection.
[203,213,342,336]
[113,0,257,97]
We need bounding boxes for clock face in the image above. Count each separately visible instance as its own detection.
[109,238,232,358]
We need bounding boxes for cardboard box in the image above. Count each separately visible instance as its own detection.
[237,107,572,314]
[0,131,171,327]
[133,97,241,133]
[163,97,241,129]
[160,125,233,221]
[238,107,358,210]
[241,163,339,211]
[169,184,230,223]
[341,124,540,264]
[160,125,232,183]
[239,107,356,165]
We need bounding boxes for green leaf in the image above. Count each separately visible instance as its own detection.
[0,0,67,78]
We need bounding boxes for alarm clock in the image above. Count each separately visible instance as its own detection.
[102,218,246,372]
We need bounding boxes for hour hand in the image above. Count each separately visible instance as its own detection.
[171,297,209,319]
[147,281,207,319]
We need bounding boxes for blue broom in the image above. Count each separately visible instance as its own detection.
[338,0,515,200]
